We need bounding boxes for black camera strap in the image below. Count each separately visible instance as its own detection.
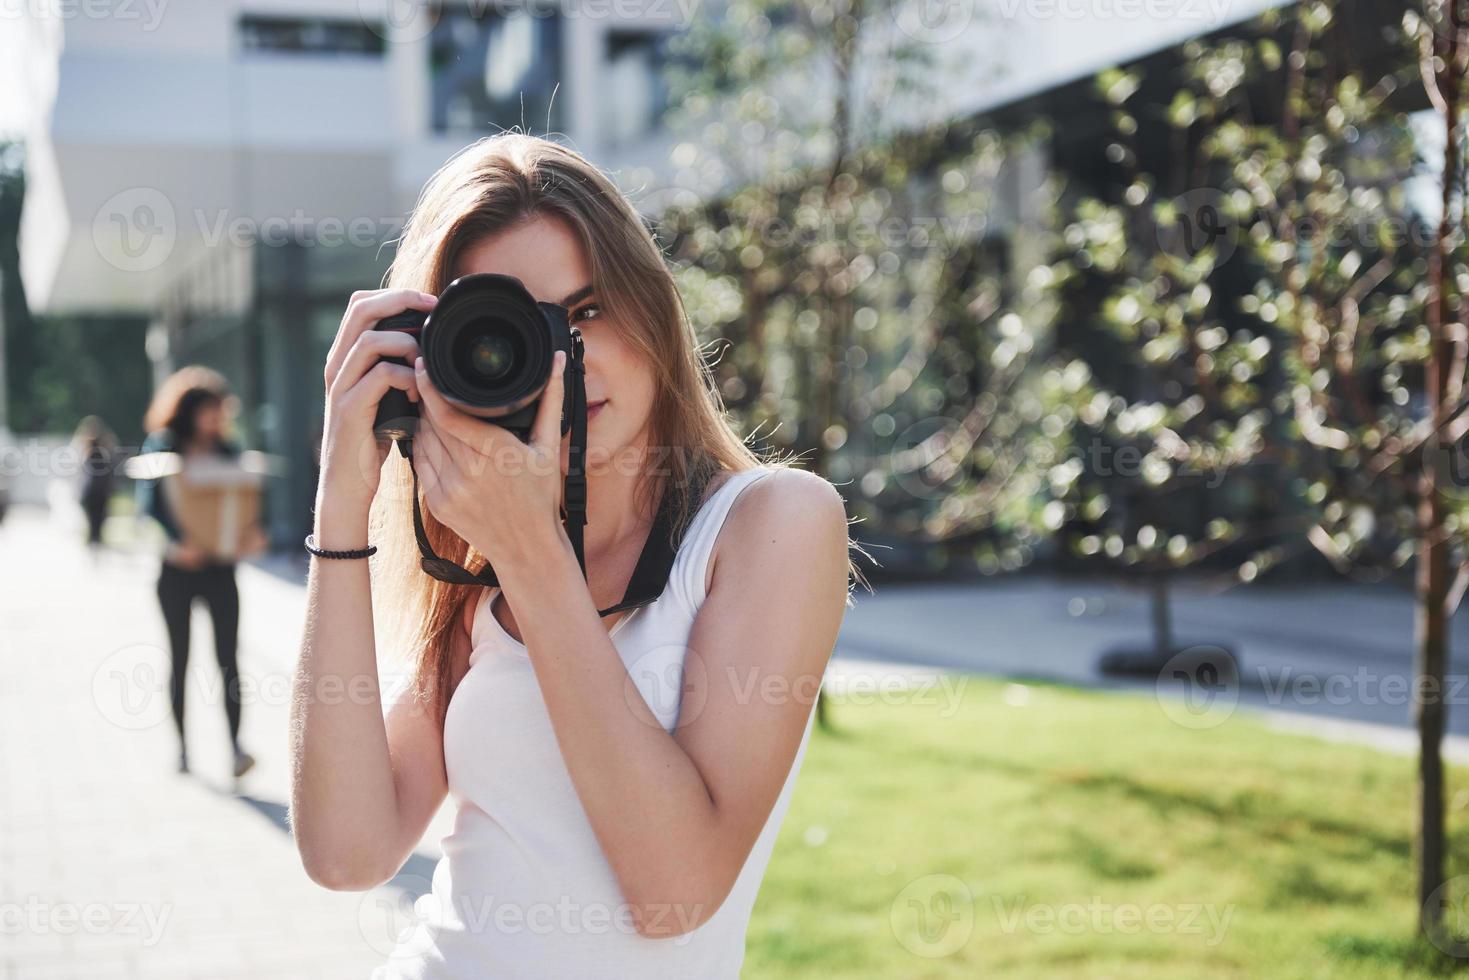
[397,332,685,619]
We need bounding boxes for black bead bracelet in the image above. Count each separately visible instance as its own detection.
[303,534,377,560]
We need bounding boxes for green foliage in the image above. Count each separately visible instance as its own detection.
[1212,3,1434,577]
[1045,1,1439,584]
[662,0,1070,573]
[9,314,152,445]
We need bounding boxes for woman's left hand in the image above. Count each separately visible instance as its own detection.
[411,351,569,570]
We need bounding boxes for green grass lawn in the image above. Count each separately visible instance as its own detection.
[747,675,1469,978]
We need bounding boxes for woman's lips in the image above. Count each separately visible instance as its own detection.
[587,399,608,420]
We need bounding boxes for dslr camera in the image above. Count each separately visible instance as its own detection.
[372,272,576,445]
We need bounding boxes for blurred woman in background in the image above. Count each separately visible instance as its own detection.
[73,415,116,560]
[137,366,265,778]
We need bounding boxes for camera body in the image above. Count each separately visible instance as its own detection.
[372,273,576,444]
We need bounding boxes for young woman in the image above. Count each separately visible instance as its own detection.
[137,367,264,777]
[289,134,852,977]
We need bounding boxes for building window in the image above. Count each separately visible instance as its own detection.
[239,15,386,56]
[430,4,564,136]
[601,30,674,149]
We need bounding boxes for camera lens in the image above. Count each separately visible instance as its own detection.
[420,273,556,416]
[456,319,525,385]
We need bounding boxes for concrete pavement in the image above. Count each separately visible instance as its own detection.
[0,509,430,978]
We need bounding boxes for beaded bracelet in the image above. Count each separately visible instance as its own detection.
[303,534,377,560]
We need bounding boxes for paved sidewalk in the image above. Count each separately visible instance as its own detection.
[0,509,436,979]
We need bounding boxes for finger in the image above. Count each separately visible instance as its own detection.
[414,356,485,449]
[530,350,568,453]
[325,289,436,390]
[339,361,419,414]
[328,330,422,401]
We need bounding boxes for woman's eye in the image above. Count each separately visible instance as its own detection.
[572,304,601,324]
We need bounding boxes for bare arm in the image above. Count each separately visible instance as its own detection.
[493,468,850,936]
[287,287,454,891]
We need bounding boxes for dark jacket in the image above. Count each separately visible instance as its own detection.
[134,430,243,543]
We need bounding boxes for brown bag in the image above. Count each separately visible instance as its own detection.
[160,455,267,560]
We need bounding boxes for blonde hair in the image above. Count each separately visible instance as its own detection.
[372,134,775,726]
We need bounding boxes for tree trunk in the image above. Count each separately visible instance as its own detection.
[1418,3,1461,937]
[1151,572,1174,662]
[1416,469,1449,937]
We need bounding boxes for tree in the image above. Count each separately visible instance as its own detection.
[1209,0,1463,944]
[661,0,1070,574]
[1041,53,1290,675]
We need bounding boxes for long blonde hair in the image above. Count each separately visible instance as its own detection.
[371,134,770,726]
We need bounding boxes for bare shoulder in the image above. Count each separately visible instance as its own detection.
[708,467,849,590]
[734,466,847,534]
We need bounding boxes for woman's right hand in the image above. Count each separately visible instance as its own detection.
[166,540,209,570]
[317,288,436,509]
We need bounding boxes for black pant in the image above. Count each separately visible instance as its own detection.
[156,560,242,749]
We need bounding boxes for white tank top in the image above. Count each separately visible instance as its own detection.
[373,465,817,979]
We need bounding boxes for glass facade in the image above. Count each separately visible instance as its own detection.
[430,4,564,135]
[602,30,675,149]
[239,15,387,57]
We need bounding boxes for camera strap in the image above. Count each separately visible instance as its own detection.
[398,333,685,619]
